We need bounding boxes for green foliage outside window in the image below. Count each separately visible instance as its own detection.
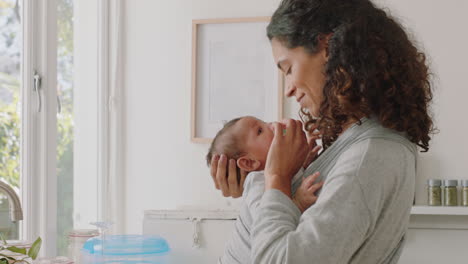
[0,0,22,241]
[0,73,20,188]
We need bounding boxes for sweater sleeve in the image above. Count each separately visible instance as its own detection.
[245,169,304,222]
[251,142,376,264]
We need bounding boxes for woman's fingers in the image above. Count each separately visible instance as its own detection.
[271,122,284,141]
[304,142,321,163]
[264,119,310,194]
[275,119,306,139]
[210,154,220,189]
[309,122,319,133]
[307,133,318,146]
[280,119,295,136]
[311,130,321,137]
[306,122,321,141]
[288,119,297,137]
[296,119,304,130]
[302,125,322,169]
[310,145,321,158]
[228,159,240,197]
[216,154,230,197]
[210,154,245,198]
[238,169,247,194]
[306,132,320,155]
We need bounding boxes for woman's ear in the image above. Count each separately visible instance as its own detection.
[237,156,261,172]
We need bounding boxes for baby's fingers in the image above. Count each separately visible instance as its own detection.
[303,172,320,188]
[309,181,324,194]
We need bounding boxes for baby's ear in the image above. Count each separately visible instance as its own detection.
[237,156,261,172]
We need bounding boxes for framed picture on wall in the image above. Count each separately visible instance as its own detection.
[191,17,285,143]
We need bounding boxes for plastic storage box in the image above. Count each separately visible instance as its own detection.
[81,235,170,264]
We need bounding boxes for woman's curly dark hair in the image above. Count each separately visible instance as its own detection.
[267,0,435,151]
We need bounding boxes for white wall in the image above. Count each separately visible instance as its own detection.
[123,0,282,234]
[372,1,468,261]
[373,0,468,209]
[122,0,468,239]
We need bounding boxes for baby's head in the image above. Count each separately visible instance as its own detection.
[206,116,274,173]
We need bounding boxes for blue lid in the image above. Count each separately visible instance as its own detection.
[82,235,170,256]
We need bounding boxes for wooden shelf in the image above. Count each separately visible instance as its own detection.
[411,206,468,216]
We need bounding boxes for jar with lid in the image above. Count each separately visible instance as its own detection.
[67,229,99,263]
[443,180,458,206]
[427,179,442,206]
[462,180,468,207]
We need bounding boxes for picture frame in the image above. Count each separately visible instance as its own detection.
[191,17,285,143]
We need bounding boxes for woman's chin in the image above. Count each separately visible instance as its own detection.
[307,107,319,118]
[300,103,319,118]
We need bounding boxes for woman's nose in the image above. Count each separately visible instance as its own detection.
[284,83,296,97]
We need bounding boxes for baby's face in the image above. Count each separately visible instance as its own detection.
[233,116,274,167]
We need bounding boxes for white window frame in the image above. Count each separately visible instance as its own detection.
[19,0,125,256]
[73,0,125,234]
[21,0,58,257]
[97,0,125,235]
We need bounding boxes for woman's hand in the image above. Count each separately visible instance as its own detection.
[302,123,322,169]
[210,154,247,198]
[264,119,309,197]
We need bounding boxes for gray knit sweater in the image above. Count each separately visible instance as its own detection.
[219,168,304,264]
[251,117,417,264]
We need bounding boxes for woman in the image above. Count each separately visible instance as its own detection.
[211,0,434,263]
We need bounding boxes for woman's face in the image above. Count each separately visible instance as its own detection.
[271,38,328,117]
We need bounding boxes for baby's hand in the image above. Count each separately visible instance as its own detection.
[292,172,323,213]
[302,124,322,169]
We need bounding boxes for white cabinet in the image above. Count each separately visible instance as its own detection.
[399,208,468,263]
[143,210,237,264]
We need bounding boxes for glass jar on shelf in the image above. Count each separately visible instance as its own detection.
[443,180,458,206]
[427,179,442,206]
[462,180,468,207]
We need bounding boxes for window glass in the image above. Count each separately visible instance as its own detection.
[0,0,22,240]
[56,0,74,255]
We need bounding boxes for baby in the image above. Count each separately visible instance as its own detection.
[206,116,323,264]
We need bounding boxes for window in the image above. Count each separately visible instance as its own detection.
[0,0,102,256]
[1,0,119,256]
[0,0,22,241]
